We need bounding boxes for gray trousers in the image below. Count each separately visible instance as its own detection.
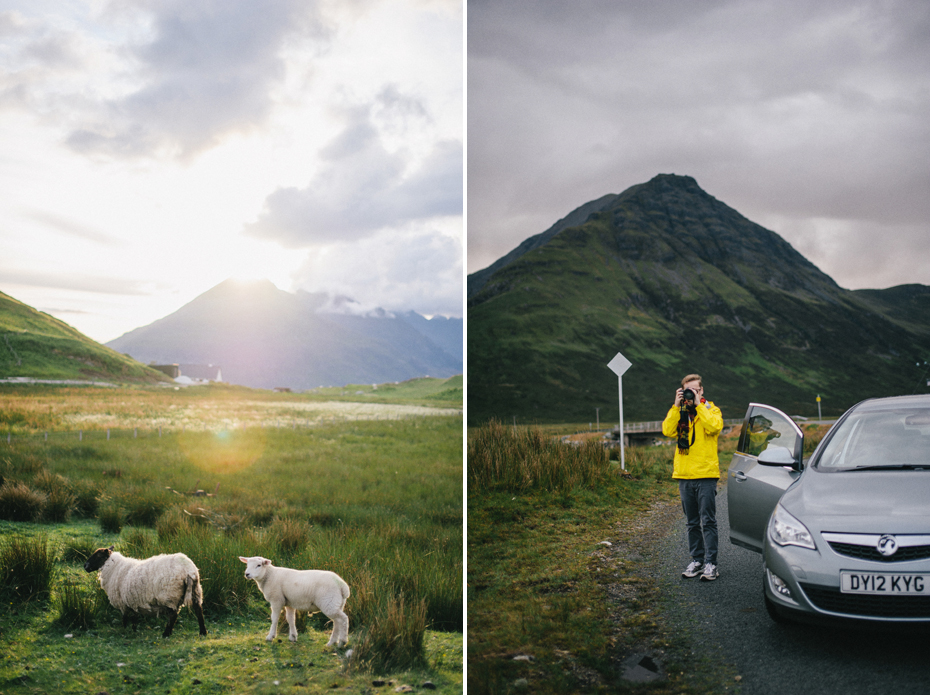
[679,478,718,565]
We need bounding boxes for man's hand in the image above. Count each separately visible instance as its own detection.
[674,388,684,407]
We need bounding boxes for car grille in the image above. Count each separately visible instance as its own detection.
[800,583,930,619]
[827,542,930,563]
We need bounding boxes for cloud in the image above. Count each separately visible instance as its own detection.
[22,209,123,246]
[0,269,154,295]
[290,226,462,316]
[60,0,327,159]
[245,97,463,246]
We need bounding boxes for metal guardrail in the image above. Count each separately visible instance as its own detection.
[619,418,744,433]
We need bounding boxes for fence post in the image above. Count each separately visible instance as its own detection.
[107,429,110,441]
[134,428,137,438]
[79,430,83,441]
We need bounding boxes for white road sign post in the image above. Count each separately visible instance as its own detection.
[607,352,632,470]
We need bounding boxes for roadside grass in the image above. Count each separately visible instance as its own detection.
[0,411,463,693]
[468,422,741,694]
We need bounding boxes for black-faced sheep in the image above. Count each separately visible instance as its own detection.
[84,546,207,638]
[239,555,350,646]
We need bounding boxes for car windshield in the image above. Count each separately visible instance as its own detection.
[816,406,930,470]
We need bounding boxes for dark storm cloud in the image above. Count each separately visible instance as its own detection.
[468,0,930,290]
[65,0,327,159]
[245,100,463,246]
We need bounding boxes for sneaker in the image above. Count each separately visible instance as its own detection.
[700,563,719,581]
[681,560,703,578]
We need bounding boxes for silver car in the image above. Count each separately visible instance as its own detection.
[728,395,930,625]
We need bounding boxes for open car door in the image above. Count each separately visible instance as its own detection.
[727,403,804,552]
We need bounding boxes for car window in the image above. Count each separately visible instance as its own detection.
[739,405,802,460]
[816,406,930,469]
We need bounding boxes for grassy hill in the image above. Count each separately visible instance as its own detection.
[467,174,930,425]
[0,290,170,384]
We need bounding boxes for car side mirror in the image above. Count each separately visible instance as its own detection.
[757,445,798,468]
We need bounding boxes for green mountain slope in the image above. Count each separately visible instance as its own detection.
[0,290,170,384]
[468,174,930,425]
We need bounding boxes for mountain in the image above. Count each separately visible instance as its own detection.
[467,174,930,425]
[105,279,463,390]
[0,290,170,384]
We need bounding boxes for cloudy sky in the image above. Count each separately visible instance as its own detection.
[468,0,930,292]
[0,0,462,344]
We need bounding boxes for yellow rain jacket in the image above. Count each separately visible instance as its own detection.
[661,399,723,479]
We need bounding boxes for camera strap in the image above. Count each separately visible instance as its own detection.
[677,408,696,454]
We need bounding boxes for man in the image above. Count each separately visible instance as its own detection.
[661,374,724,581]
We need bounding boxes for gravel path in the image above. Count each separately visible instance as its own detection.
[642,485,930,694]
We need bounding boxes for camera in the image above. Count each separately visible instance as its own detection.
[677,387,698,453]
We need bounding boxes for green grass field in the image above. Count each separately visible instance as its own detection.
[1,401,463,694]
[467,421,743,694]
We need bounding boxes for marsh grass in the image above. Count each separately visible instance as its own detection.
[618,443,675,482]
[2,413,461,688]
[54,575,107,629]
[0,480,47,521]
[468,419,613,492]
[0,533,56,601]
[62,536,99,564]
[97,503,123,534]
[270,517,310,554]
[351,593,429,674]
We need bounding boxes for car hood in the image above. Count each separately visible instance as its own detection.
[780,468,930,534]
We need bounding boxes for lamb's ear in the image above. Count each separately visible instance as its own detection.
[107,545,114,551]
[262,558,271,566]
[238,556,249,563]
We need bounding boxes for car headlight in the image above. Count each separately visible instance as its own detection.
[768,504,816,550]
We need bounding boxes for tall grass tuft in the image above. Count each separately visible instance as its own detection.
[161,526,254,613]
[156,506,193,539]
[70,479,102,517]
[43,486,77,522]
[468,420,612,492]
[350,593,428,674]
[98,503,124,534]
[621,446,674,483]
[0,481,47,521]
[62,537,100,564]
[122,488,169,528]
[0,534,57,601]
[55,577,107,629]
[120,526,158,556]
[270,517,310,556]
[31,469,76,522]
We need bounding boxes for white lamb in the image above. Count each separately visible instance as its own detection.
[239,555,350,646]
[84,546,207,638]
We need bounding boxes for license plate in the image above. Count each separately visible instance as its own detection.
[840,571,930,595]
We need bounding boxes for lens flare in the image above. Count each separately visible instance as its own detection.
[177,428,267,474]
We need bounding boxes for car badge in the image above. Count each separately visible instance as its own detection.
[876,535,898,557]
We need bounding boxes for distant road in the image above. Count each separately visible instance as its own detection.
[654,488,930,694]
[0,377,117,387]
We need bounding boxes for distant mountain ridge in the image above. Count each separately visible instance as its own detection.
[106,280,463,390]
[468,174,930,424]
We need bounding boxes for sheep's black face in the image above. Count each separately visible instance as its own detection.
[84,547,112,572]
